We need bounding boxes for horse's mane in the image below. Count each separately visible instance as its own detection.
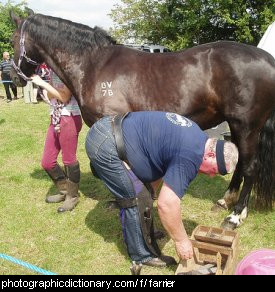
[25,14,116,53]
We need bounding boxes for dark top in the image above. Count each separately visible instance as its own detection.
[0,60,13,80]
[122,111,208,198]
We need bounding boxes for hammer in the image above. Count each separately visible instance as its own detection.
[177,264,217,275]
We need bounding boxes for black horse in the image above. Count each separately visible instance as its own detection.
[10,10,275,229]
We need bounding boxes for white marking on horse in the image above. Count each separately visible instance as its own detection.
[101,81,113,97]
[226,207,248,227]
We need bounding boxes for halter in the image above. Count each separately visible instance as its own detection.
[11,20,40,81]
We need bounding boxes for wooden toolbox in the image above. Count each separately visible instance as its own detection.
[176,225,240,275]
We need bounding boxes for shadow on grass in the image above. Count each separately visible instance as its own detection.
[30,168,229,274]
[0,119,5,125]
[30,167,230,205]
[80,171,231,206]
[81,169,202,274]
[85,201,198,274]
[30,168,106,199]
[85,200,129,264]
[31,168,48,180]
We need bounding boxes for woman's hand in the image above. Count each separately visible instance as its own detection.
[31,75,45,87]
[31,74,71,103]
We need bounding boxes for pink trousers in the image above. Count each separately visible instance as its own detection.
[41,115,82,170]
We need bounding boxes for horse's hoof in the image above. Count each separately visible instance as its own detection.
[211,204,226,212]
[220,219,237,230]
[211,199,229,212]
[221,207,247,230]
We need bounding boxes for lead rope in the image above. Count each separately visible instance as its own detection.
[0,253,57,275]
[51,101,65,132]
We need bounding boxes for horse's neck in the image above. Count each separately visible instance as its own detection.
[40,47,83,98]
[39,44,109,99]
[34,32,113,109]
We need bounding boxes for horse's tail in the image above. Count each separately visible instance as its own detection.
[254,109,275,209]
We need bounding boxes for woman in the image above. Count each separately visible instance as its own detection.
[31,72,82,213]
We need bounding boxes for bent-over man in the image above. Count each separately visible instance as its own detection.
[85,111,238,268]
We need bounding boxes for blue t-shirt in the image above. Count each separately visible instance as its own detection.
[122,112,208,198]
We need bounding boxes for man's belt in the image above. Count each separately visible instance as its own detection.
[112,113,155,199]
[112,113,129,163]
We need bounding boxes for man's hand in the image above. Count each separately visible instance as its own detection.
[158,182,194,260]
[175,238,193,260]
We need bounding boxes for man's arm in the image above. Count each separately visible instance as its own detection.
[157,182,193,260]
[31,75,71,103]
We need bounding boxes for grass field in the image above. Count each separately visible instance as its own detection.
[0,85,274,275]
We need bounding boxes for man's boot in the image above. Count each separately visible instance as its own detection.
[45,164,67,203]
[57,161,80,213]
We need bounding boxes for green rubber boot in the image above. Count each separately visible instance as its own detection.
[45,164,67,203]
[58,161,80,213]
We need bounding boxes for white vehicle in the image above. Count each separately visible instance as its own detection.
[257,22,275,58]
[126,43,170,53]
[140,44,170,53]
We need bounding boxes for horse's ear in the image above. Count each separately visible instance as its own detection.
[25,7,35,16]
[9,10,22,28]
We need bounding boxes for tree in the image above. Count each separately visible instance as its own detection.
[110,0,165,44]
[109,0,275,50]
[0,0,27,54]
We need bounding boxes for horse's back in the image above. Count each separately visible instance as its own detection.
[107,41,275,109]
[88,41,275,127]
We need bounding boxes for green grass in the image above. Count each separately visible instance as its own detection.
[0,85,274,275]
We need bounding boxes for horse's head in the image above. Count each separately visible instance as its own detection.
[10,9,43,86]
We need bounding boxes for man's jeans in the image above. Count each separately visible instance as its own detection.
[85,116,153,263]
